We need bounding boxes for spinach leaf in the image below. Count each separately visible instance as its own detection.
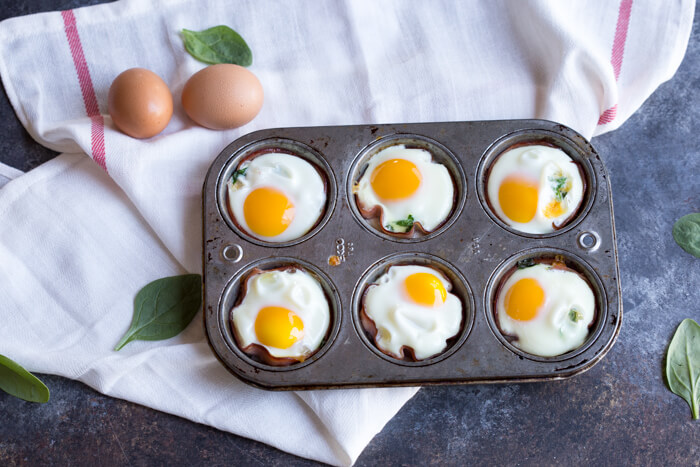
[230,167,247,185]
[549,175,569,202]
[665,318,700,419]
[386,214,414,233]
[673,213,700,258]
[516,258,536,269]
[0,354,50,403]
[569,308,583,323]
[181,26,252,66]
[115,274,202,351]
[395,214,415,228]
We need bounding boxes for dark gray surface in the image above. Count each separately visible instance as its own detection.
[1,1,699,466]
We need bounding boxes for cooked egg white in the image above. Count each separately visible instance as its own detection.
[487,145,584,234]
[231,268,331,360]
[363,265,463,360]
[355,145,454,233]
[228,153,326,242]
[496,263,595,357]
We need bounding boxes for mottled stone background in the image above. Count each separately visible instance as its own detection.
[1,1,698,465]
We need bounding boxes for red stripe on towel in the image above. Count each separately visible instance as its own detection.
[598,0,633,126]
[611,0,633,80]
[61,9,107,172]
[597,105,618,125]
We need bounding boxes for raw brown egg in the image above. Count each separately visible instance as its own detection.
[108,68,173,139]
[182,64,264,130]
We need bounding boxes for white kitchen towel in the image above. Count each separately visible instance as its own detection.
[0,0,694,465]
[0,153,415,465]
[0,162,22,189]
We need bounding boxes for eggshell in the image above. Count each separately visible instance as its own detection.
[108,68,173,139]
[182,64,264,130]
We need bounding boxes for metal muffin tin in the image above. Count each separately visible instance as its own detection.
[202,119,622,390]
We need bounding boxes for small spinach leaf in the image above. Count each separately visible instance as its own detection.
[115,274,202,351]
[516,258,536,269]
[386,214,414,233]
[665,318,700,419]
[673,213,700,258]
[230,167,247,185]
[395,214,415,228]
[569,308,583,323]
[549,175,569,202]
[0,354,50,403]
[181,26,252,66]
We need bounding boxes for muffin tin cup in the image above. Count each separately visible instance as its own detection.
[484,248,607,363]
[218,257,343,372]
[216,137,337,248]
[203,119,622,390]
[352,252,475,367]
[347,134,467,242]
[476,129,597,239]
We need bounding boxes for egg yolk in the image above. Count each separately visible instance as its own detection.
[254,306,304,349]
[370,158,422,200]
[543,201,566,219]
[404,272,447,307]
[244,187,295,237]
[504,278,545,321]
[498,176,538,223]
